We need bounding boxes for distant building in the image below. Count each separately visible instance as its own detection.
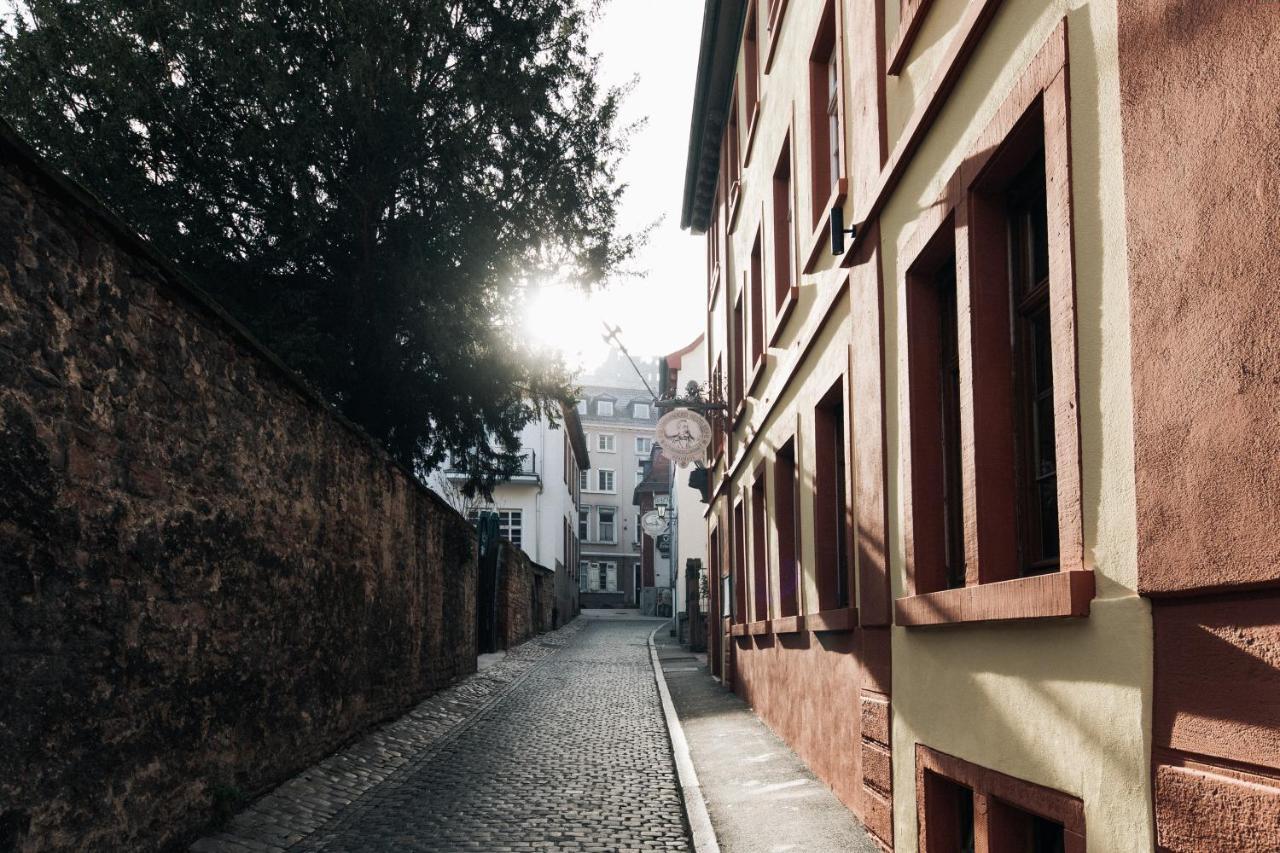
[576,384,660,608]
[632,441,673,617]
[434,400,590,626]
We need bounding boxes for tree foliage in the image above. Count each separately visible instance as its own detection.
[0,0,632,493]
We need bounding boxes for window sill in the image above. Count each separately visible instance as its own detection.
[806,606,857,632]
[803,178,849,275]
[730,622,748,637]
[772,614,804,634]
[743,106,762,168]
[894,570,1095,627]
[747,619,771,636]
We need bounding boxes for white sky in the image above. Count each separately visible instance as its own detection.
[522,0,707,373]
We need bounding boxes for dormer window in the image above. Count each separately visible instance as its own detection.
[577,399,587,414]
[597,400,615,416]
[633,402,651,419]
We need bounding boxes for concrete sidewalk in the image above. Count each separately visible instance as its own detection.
[654,627,881,853]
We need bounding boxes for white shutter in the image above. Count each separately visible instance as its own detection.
[588,562,601,592]
[606,562,617,592]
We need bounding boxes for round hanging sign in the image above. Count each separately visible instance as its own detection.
[641,510,669,538]
[655,408,712,467]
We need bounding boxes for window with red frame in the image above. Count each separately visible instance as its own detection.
[807,0,843,228]
[814,377,851,610]
[733,500,747,623]
[774,438,799,618]
[749,228,765,378]
[751,471,769,622]
[771,134,795,315]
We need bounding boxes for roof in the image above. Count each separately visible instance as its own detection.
[577,384,660,427]
[680,0,748,233]
[560,400,592,470]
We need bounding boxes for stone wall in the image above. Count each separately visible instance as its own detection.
[0,126,478,851]
[497,544,554,650]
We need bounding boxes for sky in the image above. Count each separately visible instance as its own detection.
[522,0,707,374]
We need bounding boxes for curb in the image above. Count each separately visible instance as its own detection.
[648,624,721,853]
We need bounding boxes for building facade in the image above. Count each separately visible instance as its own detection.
[435,401,590,627]
[576,384,662,608]
[683,1,1279,851]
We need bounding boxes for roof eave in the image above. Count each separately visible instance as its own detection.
[680,0,747,234]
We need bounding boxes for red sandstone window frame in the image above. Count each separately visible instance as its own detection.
[896,23,1093,627]
[769,128,799,347]
[763,0,792,75]
[707,185,722,310]
[915,745,1085,852]
[749,467,771,631]
[802,0,849,274]
[742,1,762,168]
[730,495,749,635]
[810,374,857,631]
[725,88,744,232]
[772,433,801,630]
[746,221,767,400]
[887,0,937,76]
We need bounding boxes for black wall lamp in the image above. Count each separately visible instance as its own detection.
[830,205,858,255]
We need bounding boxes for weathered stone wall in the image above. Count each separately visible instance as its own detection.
[497,545,554,649]
[0,128,478,851]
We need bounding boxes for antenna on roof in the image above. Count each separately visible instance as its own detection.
[601,322,658,403]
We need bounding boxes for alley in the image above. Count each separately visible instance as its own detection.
[196,613,690,853]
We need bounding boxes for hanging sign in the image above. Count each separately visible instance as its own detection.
[641,510,669,538]
[655,408,712,467]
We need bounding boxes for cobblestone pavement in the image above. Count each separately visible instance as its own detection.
[193,614,690,853]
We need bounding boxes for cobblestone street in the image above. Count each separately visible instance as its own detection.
[195,614,690,853]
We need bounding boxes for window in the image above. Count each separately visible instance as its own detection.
[814,378,851,611]
[917,746,1080,853]
[597,400,614,417]
[578,508,590,541]
[906,231,966,593]
[751,470,769,622]
[468,509,522,549]
[597,433,616,453]
[895,28,1087,626]
[635,436,653,455]
[726,89,742,191]
[635,468,646,488]
[597,469,615,493]
[743,3,760,127]
[732,290,747,410]
[598,507,617,543]
[749,228,764,375]
[808,0,844,228]
[733,500,747,623]
[772,134,796,318]
[577,399,587,415]
[633,403,650,420]
[579,560,589,592]
[774,438,799,619]
[634,512,642,545]
[1007,151,1059,576]
[579,469,589,492]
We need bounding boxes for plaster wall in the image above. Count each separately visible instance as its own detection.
[874,1,1151,850]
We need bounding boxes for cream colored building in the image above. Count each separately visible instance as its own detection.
[677,0,1224,849]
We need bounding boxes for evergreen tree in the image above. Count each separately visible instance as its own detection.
[0,0,632,493]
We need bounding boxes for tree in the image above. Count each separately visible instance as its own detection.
[0,0,631,494]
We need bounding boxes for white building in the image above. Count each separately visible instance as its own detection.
[432,400,590,625]
[576,383,661,607]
